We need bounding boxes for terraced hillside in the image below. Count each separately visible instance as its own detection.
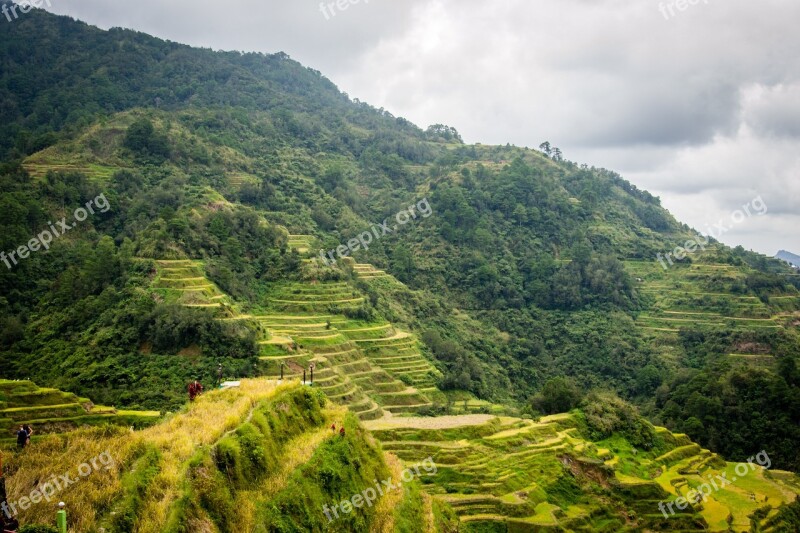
[367,412,800,532]
[265,280,366,313]
[254,281,443,419]
[350,261,393,280]
[2,381,431,532]
[226,171,260,190]
[17,113,139,181]
[0,380,160,440]
[20,162,119,181]
[148,259,445,420]
[627,253,800,369]
[255,313,388,421]
[287,234,315,254]
[150,259,234,311]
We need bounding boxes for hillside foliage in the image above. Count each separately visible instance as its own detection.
[0,3,798,481]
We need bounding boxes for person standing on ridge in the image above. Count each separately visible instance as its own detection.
[22,425,32,446]
[188,379,204,401]
[15,427,27,450]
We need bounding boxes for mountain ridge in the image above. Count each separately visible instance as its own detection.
[0,8,799,531]
[777,250,800,268]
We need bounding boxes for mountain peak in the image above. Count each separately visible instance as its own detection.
[776,250,800,268]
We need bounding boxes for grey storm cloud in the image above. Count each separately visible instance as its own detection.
[40,0,800,255]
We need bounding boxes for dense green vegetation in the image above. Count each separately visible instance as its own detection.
[371,394,800,531]
[0,1,798,490]
[652,330,800,471]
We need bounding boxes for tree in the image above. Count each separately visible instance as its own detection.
[513,204,527,227]
[635,365,663,395]
[425,124,463,143]
[124,118,170,161]
[531,377,583,415]
[392,247,415,282]
[82,236,122,295]
[581,392,658,449]
[538,142,552,156]
[319,164,346,193]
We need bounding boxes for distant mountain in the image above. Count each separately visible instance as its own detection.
[777,250,800,268]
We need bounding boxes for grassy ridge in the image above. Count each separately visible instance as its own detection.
[1,381,430,532]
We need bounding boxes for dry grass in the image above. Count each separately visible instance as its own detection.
[3,380,411,533]
[371,453,405,533]
[2,427,136,531]
[420,491,436,532]
[135,379,285,533]
[2,379,287,532]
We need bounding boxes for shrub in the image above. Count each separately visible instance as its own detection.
[579,391,660,450]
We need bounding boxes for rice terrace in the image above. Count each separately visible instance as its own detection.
[1,1,799,532]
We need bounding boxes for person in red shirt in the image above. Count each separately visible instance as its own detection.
[188,379,204,401]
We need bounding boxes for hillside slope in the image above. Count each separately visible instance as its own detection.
[369,401,800,532]
[0,1,798,507]
[3,382,799,532]
[2,381,431,532]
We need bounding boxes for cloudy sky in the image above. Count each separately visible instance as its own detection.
[41,0,799,255]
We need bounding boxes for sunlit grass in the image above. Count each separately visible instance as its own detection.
[2,379,287,532]
[2,427,136,531]
[135,379,285,533]
[226,404,345,532]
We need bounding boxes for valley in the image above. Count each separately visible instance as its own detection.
[0,6,799,531]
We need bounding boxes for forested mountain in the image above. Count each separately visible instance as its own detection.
[1,8,799,528]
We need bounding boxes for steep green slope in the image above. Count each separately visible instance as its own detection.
[0,1,424,163]
[0,5,798,480]
[2,381,433,532]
